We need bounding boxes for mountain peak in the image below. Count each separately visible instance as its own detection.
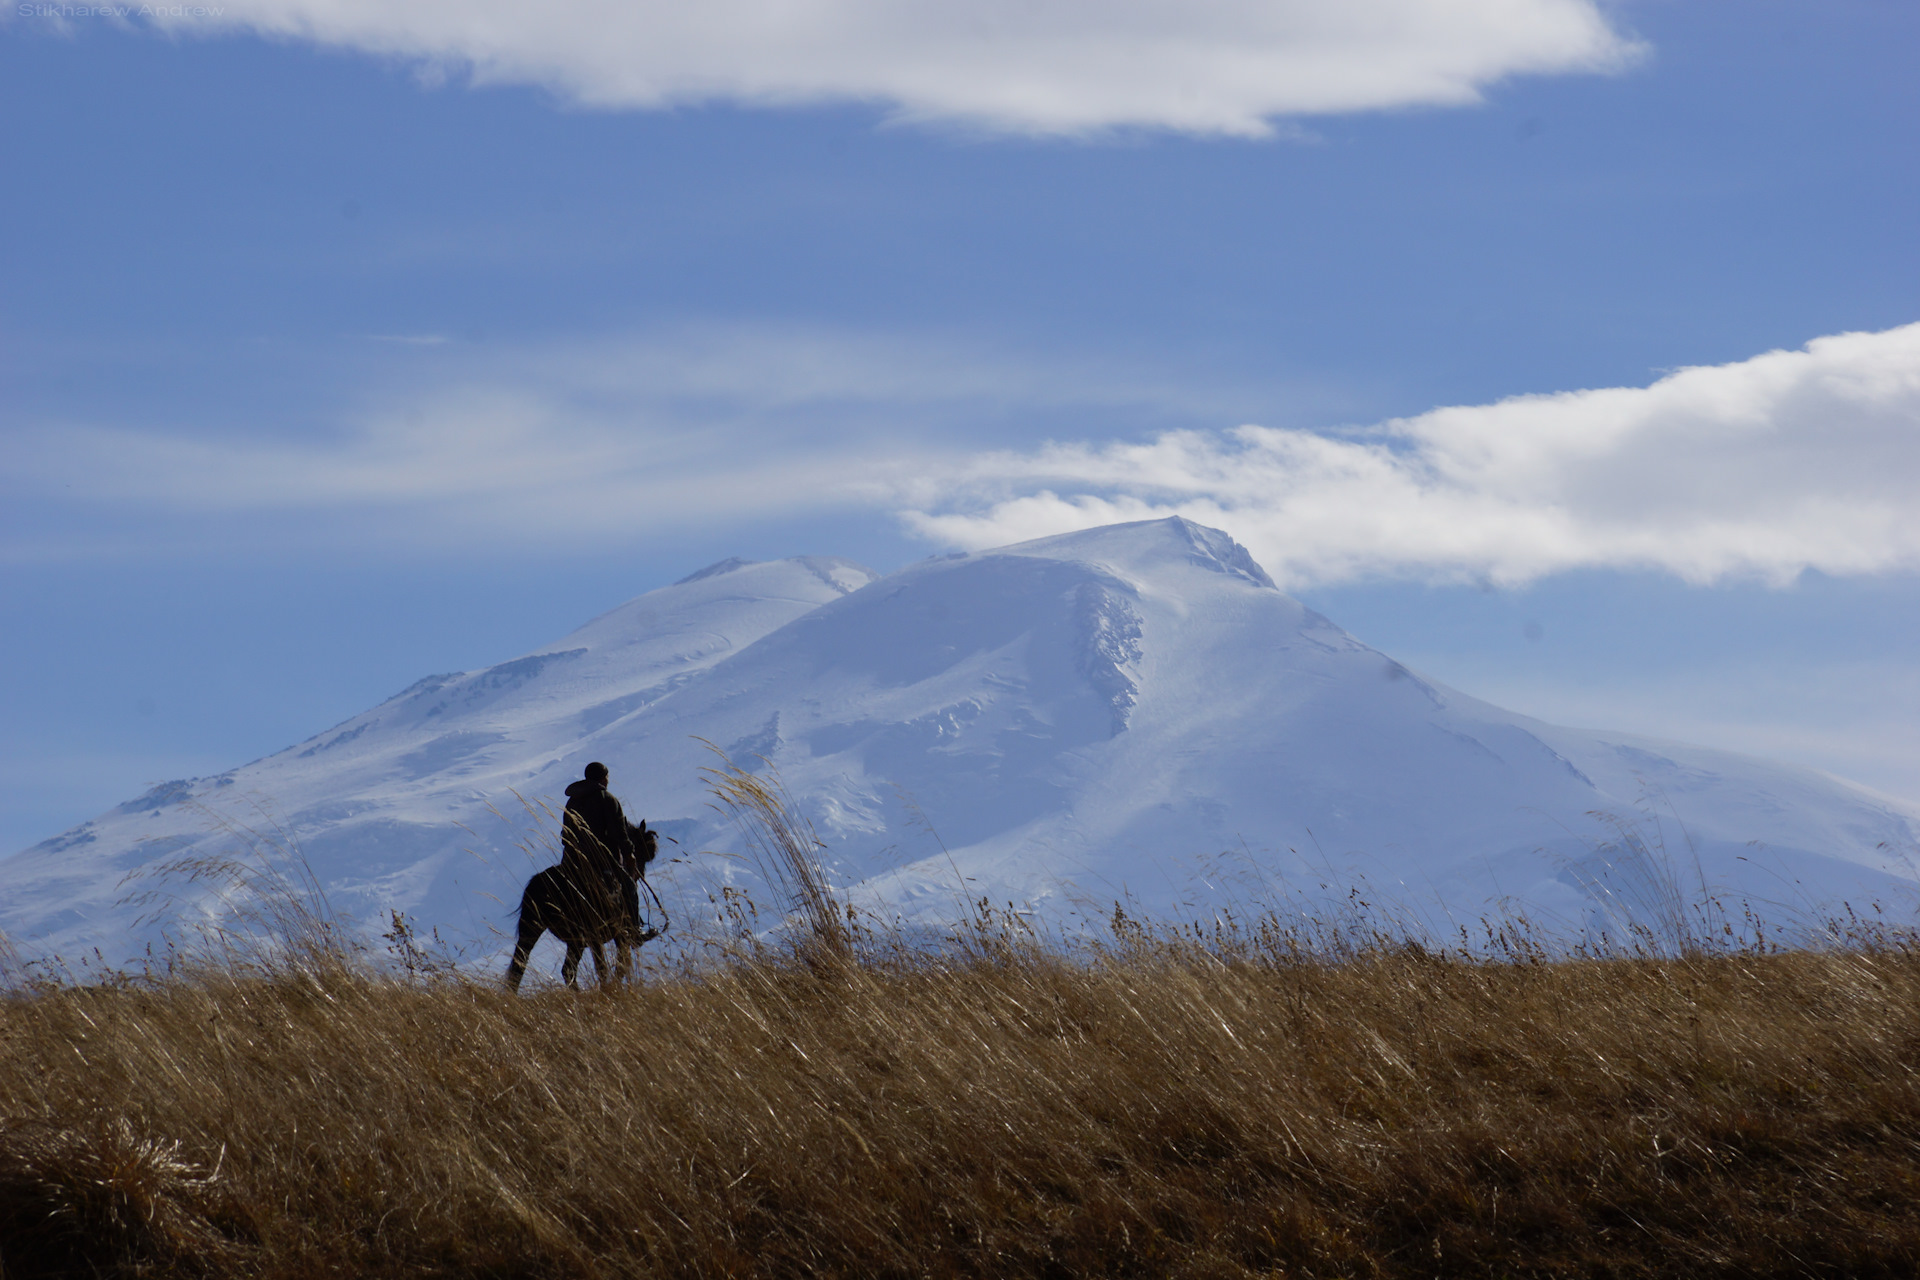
[674,556,760,585]
[998,516,1278,590]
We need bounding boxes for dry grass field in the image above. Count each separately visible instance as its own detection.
[4,916,1920,1279]
[7,770,1920,1278]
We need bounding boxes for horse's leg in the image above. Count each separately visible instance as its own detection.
[562,942,584,990]
[504,913,544,993]
[616,875,643,977]
[587,941,610,990]
[614,935,633,985]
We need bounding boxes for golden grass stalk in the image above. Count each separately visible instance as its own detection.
[699,745,849,961]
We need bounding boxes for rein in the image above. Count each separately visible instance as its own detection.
[635,833,677,944]
[637,873,671,943]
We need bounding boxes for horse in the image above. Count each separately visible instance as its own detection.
[505,820,660,992]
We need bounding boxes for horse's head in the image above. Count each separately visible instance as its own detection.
[630,818,660,871]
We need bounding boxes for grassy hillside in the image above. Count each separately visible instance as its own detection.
[4,917,1920,1279]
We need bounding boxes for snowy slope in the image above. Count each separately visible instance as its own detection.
[5,520,1919,969]
[0,555,877,964]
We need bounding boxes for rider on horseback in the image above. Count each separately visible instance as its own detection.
[504,763,662,992]
[562,761,644,936]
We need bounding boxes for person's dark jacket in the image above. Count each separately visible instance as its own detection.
[562,779,635,883]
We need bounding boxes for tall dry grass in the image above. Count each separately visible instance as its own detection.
[4,920,1920,1278]
[700,746,847,961]
[7,761,1919,1277]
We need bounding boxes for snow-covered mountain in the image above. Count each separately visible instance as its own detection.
[6,518,1919,969]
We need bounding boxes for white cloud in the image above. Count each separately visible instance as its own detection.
[905,323,1920,587]
[144,0,1640,137]
[11,323,1920,588]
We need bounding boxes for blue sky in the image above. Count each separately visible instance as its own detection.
[3,0,1917,854]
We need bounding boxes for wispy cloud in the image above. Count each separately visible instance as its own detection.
[120,0,1641,137]
[9,395,891,544]
[10,323,1920,588]
[4,326,1163,552]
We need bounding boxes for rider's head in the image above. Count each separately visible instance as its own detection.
[584,761,609,786]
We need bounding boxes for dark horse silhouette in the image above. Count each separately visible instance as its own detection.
[505,819,660,992]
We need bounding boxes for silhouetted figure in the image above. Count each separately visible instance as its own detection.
[505,762,659,991]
